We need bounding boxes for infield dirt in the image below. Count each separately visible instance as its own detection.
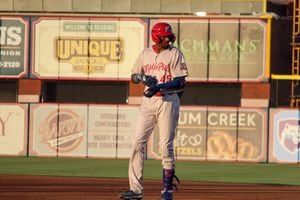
[0,175,300,200]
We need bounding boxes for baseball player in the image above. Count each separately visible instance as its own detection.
[120,22,188,200]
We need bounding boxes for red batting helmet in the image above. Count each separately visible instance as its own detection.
[151,22,176,44]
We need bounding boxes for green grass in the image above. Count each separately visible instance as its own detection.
[0,157,300,186]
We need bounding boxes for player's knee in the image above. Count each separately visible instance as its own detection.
[133,141,146,153]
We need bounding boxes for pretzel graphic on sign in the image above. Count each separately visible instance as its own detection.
[207,131,258,160]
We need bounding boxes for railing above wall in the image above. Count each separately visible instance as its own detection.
[1,0,266,15]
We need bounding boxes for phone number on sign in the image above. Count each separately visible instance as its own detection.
[0,61,21,68]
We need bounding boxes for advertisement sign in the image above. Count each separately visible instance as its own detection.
[151,19,268,82]
[207,108,266,161]
[174,107,207,160]
[86,105,137,158]
[30,104,88,157]
[87,105,118,158]
[239,20,267,80]
[269,109,300,163]
[116,106,139,158]
[0,17,28,78]
[32,17,146,80]
[208,20,239,80]
[148,106,267,162]
[30,104,138,158]
[0,104,28,156]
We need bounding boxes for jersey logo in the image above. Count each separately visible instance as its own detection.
[144,62,169,73]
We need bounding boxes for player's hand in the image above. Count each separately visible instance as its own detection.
[141,75,158,87]
[131,74,158,87]
[143,85,161,98]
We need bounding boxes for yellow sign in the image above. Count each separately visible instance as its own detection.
[56,38,122,74]
[32,18,145,79]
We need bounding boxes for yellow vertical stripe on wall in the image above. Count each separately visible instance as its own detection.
[266,17,272,78]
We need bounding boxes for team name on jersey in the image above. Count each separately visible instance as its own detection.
[144,62,170,73]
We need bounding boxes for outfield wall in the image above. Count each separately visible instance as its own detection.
[0,13,294,164]
[1,103,299,164]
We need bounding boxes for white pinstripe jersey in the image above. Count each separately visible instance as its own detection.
[132,46,188,92]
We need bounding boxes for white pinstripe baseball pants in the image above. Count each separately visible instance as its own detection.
[128,94,180,194]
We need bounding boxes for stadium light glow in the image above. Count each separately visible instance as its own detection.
[194,11,207,16]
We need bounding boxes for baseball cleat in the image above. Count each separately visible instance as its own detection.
[161,189,174,200]
[161,168,180,200]
[120,190,142,200]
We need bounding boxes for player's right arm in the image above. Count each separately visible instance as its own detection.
[131,50,158,87]
[131,51,144,84]
[131,73,158,87]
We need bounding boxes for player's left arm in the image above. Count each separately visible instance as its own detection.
[161,49,187,88]
[157,76,186,90]
[143,76,186,98]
